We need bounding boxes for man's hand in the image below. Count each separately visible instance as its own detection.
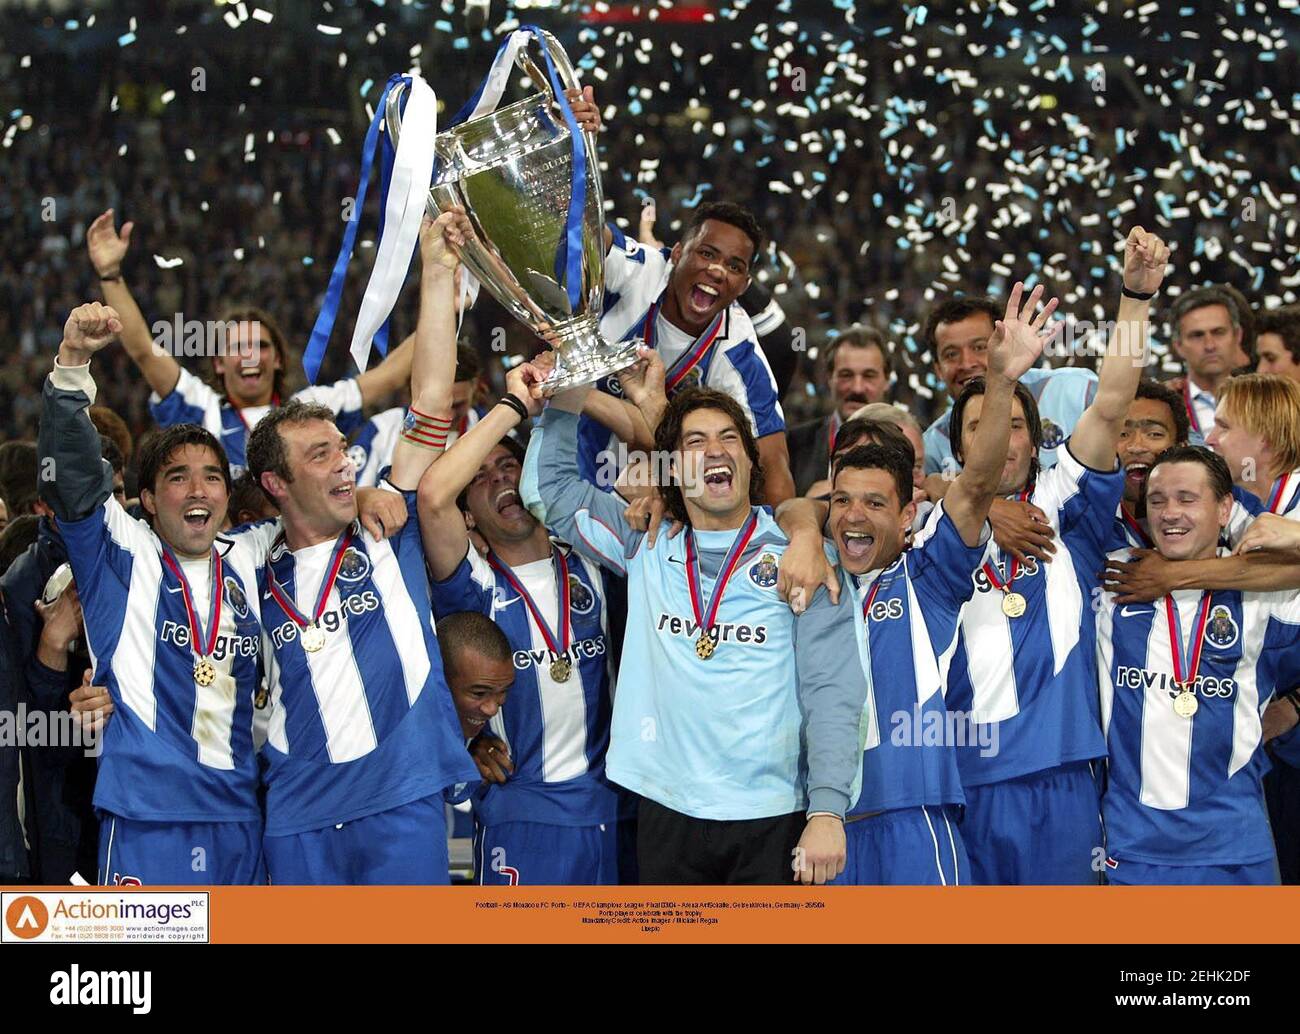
[986,281,1057,382]
[777,529,839,615]
[356,486,408,540]
[1236,513,1300,556]
[419,208,471,274]
[505,362,545,420]
[35,584,83,655]
[623,494,682,547]
[1122,225,1170,297]
[1102,548,1177,603]
[792,815,846,885]
[564,85,600,134]
[1263,696,1300,744]
[470,736,514,783]
[70,669,114,733]
[638,197,665,248]
[989,497,1056,564]
[617,345,666,409]
[60,302,123,365]
[86,209,133,279]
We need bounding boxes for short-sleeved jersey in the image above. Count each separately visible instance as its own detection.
[150,367,364,476]
[430,543,620,827]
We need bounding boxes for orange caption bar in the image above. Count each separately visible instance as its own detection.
[11,886,1297,944]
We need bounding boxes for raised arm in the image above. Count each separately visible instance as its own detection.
[1070,227,1170,470]
[946,282,1054,547]
[417,364,541,580]
[386,210,470,492]
[535,383,640,574]
[38,303,122,521]
[354,332,416,408]
[86,209,180,398]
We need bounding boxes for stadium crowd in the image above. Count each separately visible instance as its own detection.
[3,4,1300,888]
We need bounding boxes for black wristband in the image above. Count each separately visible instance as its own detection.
[496,394,529,423]
[99,273,122,282]
[1121,286,1156,301]
[1287,691,1300,721]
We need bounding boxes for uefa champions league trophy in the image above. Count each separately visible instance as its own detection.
[386,29,639,392]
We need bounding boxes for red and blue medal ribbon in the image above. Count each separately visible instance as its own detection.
[487,549,572,661]
[1267,471,1292,514]
[1165,591,1213,693]
[266,530,354,633]
[1119,504,1153,548]
[640,298,726,394]
[983,488,1032,593]
[685,509,759,637]
[160,547,223,660]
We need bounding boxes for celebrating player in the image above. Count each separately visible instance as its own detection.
[941,228,1169,884]
[418,362,630,885]
[1097,446,1300,884]
[792,281,1052,885]
[38,302,269,884]
[247,212,478,884]
[532,364,830,884]
[86,209,417,477]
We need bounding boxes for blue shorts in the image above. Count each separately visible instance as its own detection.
[264,794,448,885]
[473,819,633,885]
[830,805,969,886]
[98,813,265,886]
[961,760,1104,885]
[1106,857,1280,886]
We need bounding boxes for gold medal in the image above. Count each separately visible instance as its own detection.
[1001,591,1027,619]
[695,633,716,660]
[193,658,216,687]
[254,685,270,710]
[549,656,572,683]
[301,623,327,653]
[1173,689,1199,718]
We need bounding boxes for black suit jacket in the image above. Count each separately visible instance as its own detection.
[788,417,833,497]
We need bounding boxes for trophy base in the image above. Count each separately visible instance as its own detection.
[541,338,641,394]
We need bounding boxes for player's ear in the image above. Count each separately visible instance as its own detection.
[139,486,157,518]
[259,471,285,505]
[670,240,683,265]
[1216,492,1233,530]
[899,498,917,534]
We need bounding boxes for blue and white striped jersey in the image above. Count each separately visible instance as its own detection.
[794,504,988,818]
[1096,562,1300,865]
[150,367,364,476]
[573,225,785,485]
[536,407,805,821]
[257,487,478,836]
[350,404,485,488]
[922,366,1098,477]
[941,442,1123,786]
[41,362,273,823]
[430,543,621,827]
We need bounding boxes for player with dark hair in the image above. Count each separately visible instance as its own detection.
[1097,446,1300,884]
[436,612,515,743]
[792,282,1048,885]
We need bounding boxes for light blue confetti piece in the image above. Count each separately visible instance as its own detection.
[453,37,469,50]
[65,19,78,29]
[874,26,892,37]
[896,237,911,250]
[1083,21,1099,36]
[872,193,883,207]
[749,34,767,51]
[757,156,772,168]
[118,31,136,47]
[1030,0,1048,8]
[628,99,642,115]
[1022,185,1040,200]
[733,139,745,153]
[1194,238,1205,256]
[938,160,952,173]
[1254,268,1265,290]
[973,98,989,115]
[435,19,453,32]
[302,257,314,266]
[1116,128,1125,153]
[915,5,928,25]
[360,78,374,97]
[1262,52,1276,62]
[812,170,826,182]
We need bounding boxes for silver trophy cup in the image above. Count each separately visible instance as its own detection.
[387,31,639,392]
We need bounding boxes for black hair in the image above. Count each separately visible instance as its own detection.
[831,442,915,511]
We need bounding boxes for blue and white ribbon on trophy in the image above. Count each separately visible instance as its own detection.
[303,25,589,384]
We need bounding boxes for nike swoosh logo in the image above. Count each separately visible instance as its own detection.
[492,597,521,609]
[1119,606,1146,617]
[164,584,184,594]
[666,557,685,566]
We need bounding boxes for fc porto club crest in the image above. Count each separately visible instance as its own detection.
[679,366,705,389]
[1204,605,1240,650]
[347,444,368,472]
[223,576,249,619]
[568,573,595,615]
[748,551,779,589]
[1040,418,1065,450]
[337,546,371,584]
[604,374,625,398]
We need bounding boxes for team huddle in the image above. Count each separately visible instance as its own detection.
[22,161,1300,888]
